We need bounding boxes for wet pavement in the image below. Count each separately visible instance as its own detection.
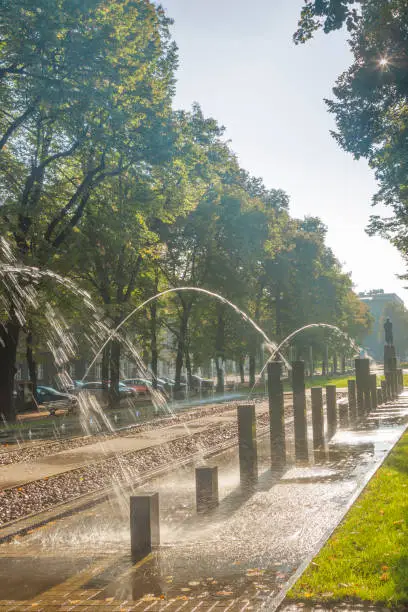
[0,393,407,611]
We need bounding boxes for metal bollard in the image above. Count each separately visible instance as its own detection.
[311,387,324,451]
[237,404,258,487]
[338,400,349,428]
[196,467,219,513]
[354,358,370,418]
[369,374,377,409]
[268,361,286,469]
[348,379,357,423]
[130,493,160,561]
[326,385,337,438]
[292,361,308,462]
[390,357,398,398]
[385,372,393,401]
[381,378,388,403]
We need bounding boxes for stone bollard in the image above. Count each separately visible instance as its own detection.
[292,361,309,462]
[355,358,370,415]
[268,361,286,469]
[377,387,383,406]
[385,372,393,401]
[338,400,349,428]
[369,374,377,410]
[326,385,337,439]
[237,404,258,488]
[381,378,389,403]
[196,467,219,513]
[390,357,398,398]
[130,493,160,561]
[311,387,324,451]
[398,368,404,393]
[397,368,403,394]
[348,379,357,424]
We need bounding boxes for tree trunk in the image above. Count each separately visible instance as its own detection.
[215,357,224,393]
[102,342,110,404]
[175,305,188,392]
[43,352,57,386]
[150,302,158,389]
[109,339,121,408]
[215,305,225,394]
[239,355,245,383]
[341,354,346,374]
[185,347,193,387]
[26,330,38,403]
[249,355,256,387]
[174,337,184,392]
[0,321,20,423]
[276,285,282,338]
[333,353,338,374]
[75,358,87,380]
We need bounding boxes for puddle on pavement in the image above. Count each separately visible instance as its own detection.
[0,556,94,599]
[1,397,408,605]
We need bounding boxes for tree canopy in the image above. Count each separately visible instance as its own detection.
[0,0,373,419]
[295,0,408,268]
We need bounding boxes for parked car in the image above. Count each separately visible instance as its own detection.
[80,381,135,402]
[36,386,78,414]
[158,377,187,393]
[122,378,166,397]
[180,375,214,392]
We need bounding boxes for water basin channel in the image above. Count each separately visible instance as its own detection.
[1,395,408,611]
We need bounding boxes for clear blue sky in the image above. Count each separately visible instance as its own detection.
[161,0,408,304]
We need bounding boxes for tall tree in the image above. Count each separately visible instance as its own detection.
[0,0,177,420]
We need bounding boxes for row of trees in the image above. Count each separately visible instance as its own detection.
[0,0,371,420]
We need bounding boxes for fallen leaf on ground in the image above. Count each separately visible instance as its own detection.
[246,568,264,576]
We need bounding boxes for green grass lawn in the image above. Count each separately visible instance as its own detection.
[287,429,408,608]
[282,374,353,392]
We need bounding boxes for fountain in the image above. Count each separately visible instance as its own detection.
[1,243,408,610]
[84,286,289,381]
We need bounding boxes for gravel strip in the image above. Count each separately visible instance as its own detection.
[0,390,347,466]
[0,400,257,466]
[0,413,270,526]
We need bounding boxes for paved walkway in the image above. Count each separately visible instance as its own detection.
[0,394,407,611]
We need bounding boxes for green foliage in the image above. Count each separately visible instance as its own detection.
[0,0,372,400]
[295,0,408,274]
[294,0,361,44]
[0,0,177,256]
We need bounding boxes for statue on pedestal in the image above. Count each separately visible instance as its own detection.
[384,317,393,346]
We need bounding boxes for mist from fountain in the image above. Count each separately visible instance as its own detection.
[1,240,299,478]
[247,323,360,399]
[0,237,190,434]
[1,244,276,467]
[84,286,289,382]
